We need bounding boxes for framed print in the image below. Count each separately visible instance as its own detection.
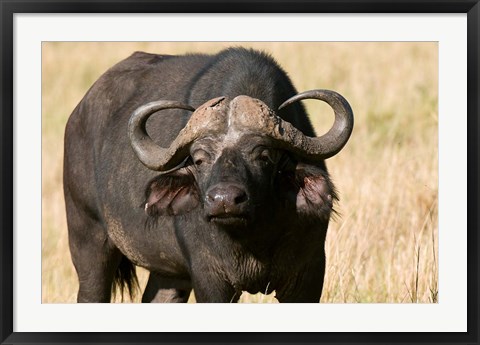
[1,1,479,344]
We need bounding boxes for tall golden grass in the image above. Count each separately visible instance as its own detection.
[42,42,438,303]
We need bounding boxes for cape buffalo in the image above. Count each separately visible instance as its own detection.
[64,47,354,303]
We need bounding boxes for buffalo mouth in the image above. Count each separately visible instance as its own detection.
[208,213,249,227]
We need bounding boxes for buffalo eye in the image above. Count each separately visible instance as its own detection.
[253,146,277,164]
[191,149,212,167]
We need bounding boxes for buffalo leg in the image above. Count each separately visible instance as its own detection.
[69,225,123,302]
[275,258,325,303]
[190,268,238,303]
[142,273,191,303]
[66,195,123,302]
[192,280,239,303]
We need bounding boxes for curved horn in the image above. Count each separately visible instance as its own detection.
[128,100,195,171]
[278,89,354,160]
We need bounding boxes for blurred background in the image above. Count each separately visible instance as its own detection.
[42,42,438,303]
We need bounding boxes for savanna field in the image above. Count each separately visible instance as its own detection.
[42,42,438,303]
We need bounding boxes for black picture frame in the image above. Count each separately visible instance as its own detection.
[1,1,479,344]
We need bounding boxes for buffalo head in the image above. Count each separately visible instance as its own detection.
[128,90,353,232]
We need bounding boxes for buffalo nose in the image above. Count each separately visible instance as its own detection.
[205,184,248,215]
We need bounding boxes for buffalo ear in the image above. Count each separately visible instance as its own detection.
[144,169,199,217]
[281,163,337,219]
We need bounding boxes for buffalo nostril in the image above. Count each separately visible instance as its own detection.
[233,190,248,205]
[223,185,248,206]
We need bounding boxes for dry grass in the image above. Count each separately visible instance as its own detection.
[42,42,438,303]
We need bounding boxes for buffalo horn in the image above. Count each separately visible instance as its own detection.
[278,89,354,160]
[128,100,195,171]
